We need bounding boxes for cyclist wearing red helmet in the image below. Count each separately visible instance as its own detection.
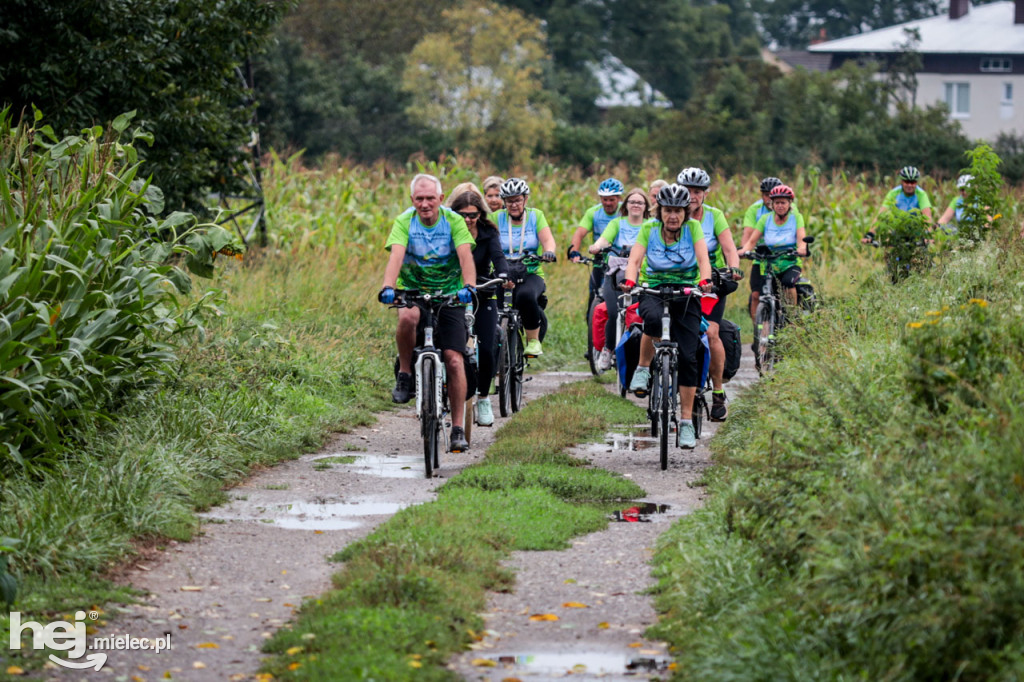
[738,184,809,309]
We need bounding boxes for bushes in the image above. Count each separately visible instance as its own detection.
[0,110,230,474]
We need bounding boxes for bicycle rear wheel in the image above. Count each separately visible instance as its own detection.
[692,392,705,440]
[659,361,671,471]
[755,302,775,375]
[421,357,438,478]
[496,320,511,417]
[510,327,524,413]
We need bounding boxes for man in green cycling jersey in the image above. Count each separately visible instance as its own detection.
[677,167,741,422]
[379,173,477,453]
[864,165,933,242]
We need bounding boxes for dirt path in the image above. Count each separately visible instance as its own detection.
[47,372,580,682]
[448,355,758,681]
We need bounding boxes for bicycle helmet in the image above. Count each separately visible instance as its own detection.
[498,177,530,198]
[759,176,783,193]
[956,173,973,189]
[676,167,711,189]
[597,177,624,196]
[768,184,795,201]
[656,183,691,208]
[899,166,921,181]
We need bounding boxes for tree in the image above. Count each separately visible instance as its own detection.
[0,0,287,212]
[401,0,555,166]
[755,0,941,48]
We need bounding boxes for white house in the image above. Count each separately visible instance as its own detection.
[808,0,1024,140]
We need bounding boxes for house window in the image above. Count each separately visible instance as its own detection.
[980,58,1012,73]
[945,82,970,118]
[1004,82,1013,103]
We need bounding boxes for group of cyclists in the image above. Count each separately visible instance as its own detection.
[379,163,961,454]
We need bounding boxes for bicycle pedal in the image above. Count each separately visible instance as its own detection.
[523,376,533,382]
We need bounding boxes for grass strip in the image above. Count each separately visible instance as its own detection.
[260,380,646,680]
[647,240,1024,680]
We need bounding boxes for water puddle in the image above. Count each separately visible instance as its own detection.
[600,424,658,452]
[611,503,671,523]
[204,500,407,530]
[484,651,672,675]
[311,453,425,479]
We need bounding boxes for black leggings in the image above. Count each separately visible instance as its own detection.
[638,293,704,388]
[510,274,546,330]
[474,296,498,397]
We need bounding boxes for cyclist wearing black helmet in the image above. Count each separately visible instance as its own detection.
[493,177,557,358]
[623,183,713,450]
[677,167,741,422]
[864,166,933,242]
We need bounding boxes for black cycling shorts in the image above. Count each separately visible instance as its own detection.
[415,305,468,353]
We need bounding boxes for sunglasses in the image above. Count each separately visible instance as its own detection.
[457,211,481,220]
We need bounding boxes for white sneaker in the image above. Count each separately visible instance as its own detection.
[475,397,494,426]
[597,348,614,371]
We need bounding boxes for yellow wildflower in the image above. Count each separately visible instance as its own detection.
[907,322,924,329]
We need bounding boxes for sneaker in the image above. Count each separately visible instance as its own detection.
[629,366,651,396]
[475,397,494,426]
[677,421,696,449]
[524,339,543,357]
[710,391,728,421]
[392,372,413,404]
[597,347,614,371]
[450,426,469,453]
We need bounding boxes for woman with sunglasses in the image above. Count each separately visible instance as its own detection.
[623,184,713,450]
[588,187,653,371]
[450,191,510,427]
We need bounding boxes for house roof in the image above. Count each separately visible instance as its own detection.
[773,50,833,72]
[808,1,1024,55]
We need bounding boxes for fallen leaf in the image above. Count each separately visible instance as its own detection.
[281,570,288,575]
[163,673,172,680]
[669,662,679,670]
[597,622,610,630]
[471,658,498,667]
[138,665,151,672]
[197,642,219,649]
[193,661,207,669]
[6,667,25,676]
[562,602,588,608]
[221,635,234,640]
[408,660,423,669]
[255,598,272,602]
[180,586,203,592]
[283,603,295,608]
[528,613,559,622]
[313,530,324,535]
[501,678,524,682]
[132,676,145,682]
[288,662,302,671]
[563,578,577,584]
[285,646,303,656]
[628,642,643,648]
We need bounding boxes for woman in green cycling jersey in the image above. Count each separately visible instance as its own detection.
[494,177,557,357]
[738,184,809,307]
[588,187,653,370]
[623,184,713,450]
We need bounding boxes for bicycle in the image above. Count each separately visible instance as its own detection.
[741,237,814,375]
[464,277,507,435]
[495,253,547,417]
[390,290,462,478]
[634,283,707,471]
[574,252,606,376]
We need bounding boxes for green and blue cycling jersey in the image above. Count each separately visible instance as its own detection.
[636,219,705,287]
[883,186,932,213]
[579,203,620,242]
[385,206,474,293]
[694,205,730,268]
[599,216,657,256]
[494,207,550,276]
[753,211,805,275]
[742,200,773,230]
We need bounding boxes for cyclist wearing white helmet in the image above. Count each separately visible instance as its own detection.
[623,184,713,450]
[493,177,557,357]
[865,165,933,241]
[380,173,477,452]
[937,174,977,234]
[677,167,741,422]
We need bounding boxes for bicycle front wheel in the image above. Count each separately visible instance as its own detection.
[692,392,705,440]
[510,327,524,413]
[496,320,511,417]
[421,357,438,478]
[659,360,671,471]
[755,302,775,375]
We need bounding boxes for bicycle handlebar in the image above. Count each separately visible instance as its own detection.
[630,283,706,298]
[390,290,460,310]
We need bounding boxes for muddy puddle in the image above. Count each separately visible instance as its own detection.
[611,502,671,523]
[482,650,672,676]
[203,499,407,530]
[310,452,425,478]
